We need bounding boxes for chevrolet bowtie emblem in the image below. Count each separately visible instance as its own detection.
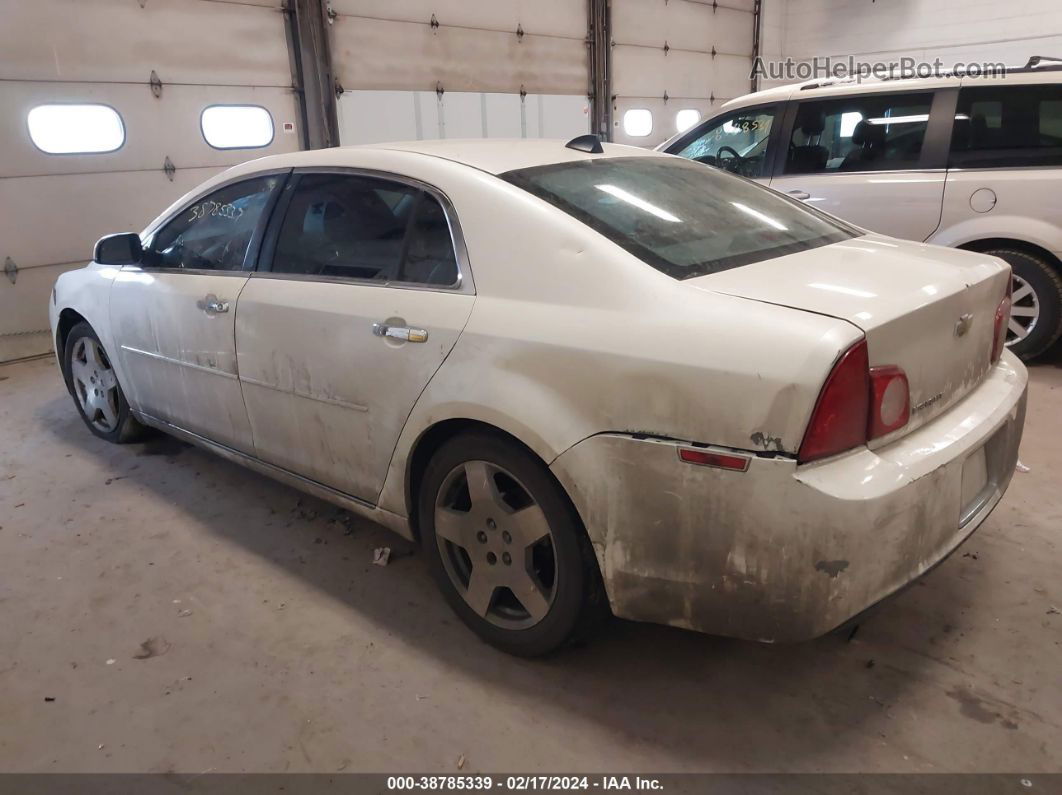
[955,313,974,337]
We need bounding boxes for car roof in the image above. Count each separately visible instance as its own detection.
[364,138,666,174]
[229,139,668,180]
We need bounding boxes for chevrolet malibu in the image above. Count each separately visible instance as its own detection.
[50,137,1027,655]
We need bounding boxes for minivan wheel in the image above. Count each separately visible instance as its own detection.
[63,322,147,443]
[985,248,1062,361]
[418,432,606,656]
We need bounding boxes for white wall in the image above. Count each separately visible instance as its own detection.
[764,0,1062,86]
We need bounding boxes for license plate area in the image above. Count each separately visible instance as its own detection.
[959,424,1008,527]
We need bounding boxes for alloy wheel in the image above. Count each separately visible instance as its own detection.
[434,460,557,629]
[1006,273,1040,346]
[71,337,120,432]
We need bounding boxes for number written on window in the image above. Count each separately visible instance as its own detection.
[675,107,777,178]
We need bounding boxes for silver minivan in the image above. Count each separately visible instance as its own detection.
[660,61,1062,360]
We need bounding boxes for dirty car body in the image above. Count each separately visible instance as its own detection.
[50,140,1027,646]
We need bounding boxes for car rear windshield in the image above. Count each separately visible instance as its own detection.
[501,156,858,279]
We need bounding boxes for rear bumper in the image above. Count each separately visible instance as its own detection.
[550,353,1028,642]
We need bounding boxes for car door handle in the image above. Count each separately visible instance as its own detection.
[372,322,428,343]
[787,189,812,200]
[199,294,229,314]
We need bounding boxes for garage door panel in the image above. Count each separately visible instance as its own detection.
[715,56,755,93]
[713,9,756,52]
[613,2,753,53]
[338,89,588,144]
[612,0,754,149]
[0,261,84,361]
[333,17,586,94]
[0,83,300,178]
[613,49,752,101]
[331,0,585,39]
[204,0,282,6]
[615,49,746,99]
[0,167,228,270]
[0,0,290,86]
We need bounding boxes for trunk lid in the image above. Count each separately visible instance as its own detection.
[688,235,1010,444]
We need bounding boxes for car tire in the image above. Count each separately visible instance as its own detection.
[985,248,1062,361]
[63,322,148,444]
[418,431,607,656]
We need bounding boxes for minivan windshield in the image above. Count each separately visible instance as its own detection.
[501,156,858,279]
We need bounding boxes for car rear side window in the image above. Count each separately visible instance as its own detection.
[145,175,281,271]
[268,173,459,286]
[950,85,1062,168]
[502,156,857,280]
[785,92,934,174]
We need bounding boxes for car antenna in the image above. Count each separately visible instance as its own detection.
[565,134,604,154]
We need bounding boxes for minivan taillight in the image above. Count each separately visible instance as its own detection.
[991,273,1013,364]
[798,340,870,463]
[799,339,911,464]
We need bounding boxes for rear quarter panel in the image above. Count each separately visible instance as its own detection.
[930,167,1062,255]
[374,168,862,518]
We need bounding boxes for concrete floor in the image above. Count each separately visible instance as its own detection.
[0,354,1060,774]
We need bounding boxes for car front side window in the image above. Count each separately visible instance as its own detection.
[675,107,777,178]
[144,175,281,271]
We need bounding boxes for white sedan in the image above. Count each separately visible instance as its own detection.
[50,137,1027,655]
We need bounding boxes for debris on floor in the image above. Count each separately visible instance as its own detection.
[330,511,356,535]
[177,608,193,618]
[105,659,116,666]
[456,754,466,770]
[133,636,171,660]
[373,547,391,567]
[1048,606,1060,616]
[1016,460,1031,473]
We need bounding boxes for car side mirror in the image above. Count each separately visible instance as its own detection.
[94,232,143,266]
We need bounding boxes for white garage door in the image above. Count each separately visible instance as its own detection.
[611,0,756,148]
[0,0,302,362]
[330,0,591,145]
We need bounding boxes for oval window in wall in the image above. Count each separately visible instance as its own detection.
[622,108,653,138]
[27,104,125,154]
[675,109,701,133]
[201,105,275,150]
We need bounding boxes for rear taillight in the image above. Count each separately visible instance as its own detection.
[991,272,1013,364]
[867,366,910,440]
[799,339,911,464]
[798,339,870,463]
